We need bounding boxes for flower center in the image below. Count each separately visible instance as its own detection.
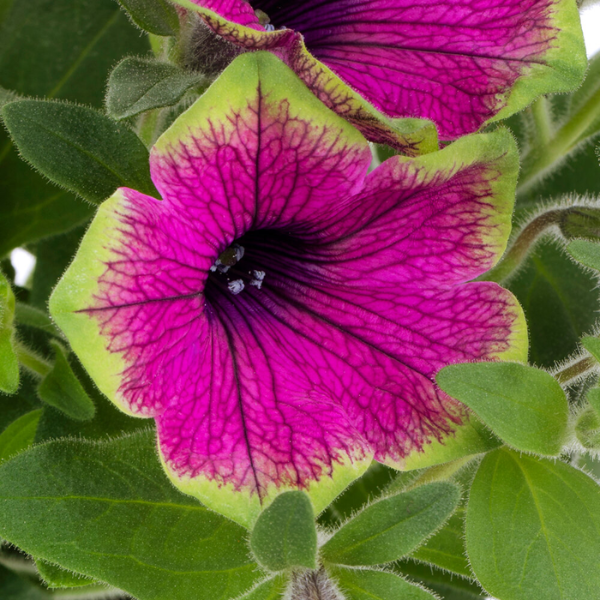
[209,243,267,295]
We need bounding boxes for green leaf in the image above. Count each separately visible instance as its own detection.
[330,567,436,600]
[437,362,568,456]
[0,376,41,435]
[587,386,600,416]
[567,239,600,270]
[36,560,97,589]
[35,358,147,443]
[37,340,95,421]
[0,563,51,599]
[0,271,18,394]
[116,0,180,36]
[237,575,287,600]
[107,57,205,120]
[321,482,460,566]
[394,562,485,600]
[0,0,149,254]
[250,492,317,571]
[508,240,599,367]
[581,336,600,364]
[466,448,600,600]
[575,405,600,450]
[0,431,262,600]
[410,508,471,577]
[0,410,41,462]
[2,100,157,204]
[318,462,396,528]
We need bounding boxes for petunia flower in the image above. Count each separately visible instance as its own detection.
[50,53,527,527]
[173,0,586,148]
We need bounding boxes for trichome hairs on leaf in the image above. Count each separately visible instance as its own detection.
[287,569,345,600]
[181,15,241,77]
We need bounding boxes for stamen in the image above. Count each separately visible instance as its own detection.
[228,279,245,295]
[249,270,266,289]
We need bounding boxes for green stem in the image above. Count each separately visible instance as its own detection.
[518,86,600,194]
[554,357,597,385]
[480,209,563,283]
[14,340,51,378]
[387,456,474,494]
[530,97,553,147]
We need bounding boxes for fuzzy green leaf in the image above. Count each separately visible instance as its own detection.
[0,563,51,599]
[466,448,600,600]
[36,560,97,590]
[250,492,317,571]
[575,405,600,450]
[567,239,600,270]
[410,508,471,577]
[0,410,42,462]
[117,0,180,36]
[321,482,460,566]
[2,100,157,204]
[0,271,18,394]
[582,336,600,363]
[0,431,262,600]
[587,387,600,416]
[331,567,436,600]
[37,341,95,421]
[509,240,598,368]
[0,0,149,255]
[437,362,568,456]
[237,576,287,600]
[107,57,205,120]
[395,562,484,600]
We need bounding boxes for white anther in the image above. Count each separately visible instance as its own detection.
[264,23,275,31]
[228,279,245,295]
[249,270,266,289]
[209,264,217,272]
[232,244,245,262]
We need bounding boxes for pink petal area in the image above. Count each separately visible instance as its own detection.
[185,0,585,140]
[50,54,526,526]
[273,0,566,139]
[189,0,262,28]
[317,135,517,288]
[150,67,371,253]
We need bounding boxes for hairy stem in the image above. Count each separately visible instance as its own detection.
[480,209,563,283]
[14,340,51,378]
[518,86,600,194]
[530,96,553,147]
[554,357,597,385]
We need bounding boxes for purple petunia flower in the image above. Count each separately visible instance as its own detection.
[51,53,527,526]
[174,0,585,148]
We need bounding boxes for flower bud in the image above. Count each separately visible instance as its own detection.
[575,406,600,450]
[559,207,600,241]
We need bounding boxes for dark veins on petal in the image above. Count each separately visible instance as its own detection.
[75,87,518,498]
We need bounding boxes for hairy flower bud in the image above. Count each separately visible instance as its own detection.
[559,207,600,241]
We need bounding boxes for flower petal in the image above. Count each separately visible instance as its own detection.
[241,262,526,470]
[277,0,587,139]
[49,186,372,527]
[173,0,439,154]
[319,129,519,286]
[150,51,371,253]
[181,0,586,140]
[191,0,262,28]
